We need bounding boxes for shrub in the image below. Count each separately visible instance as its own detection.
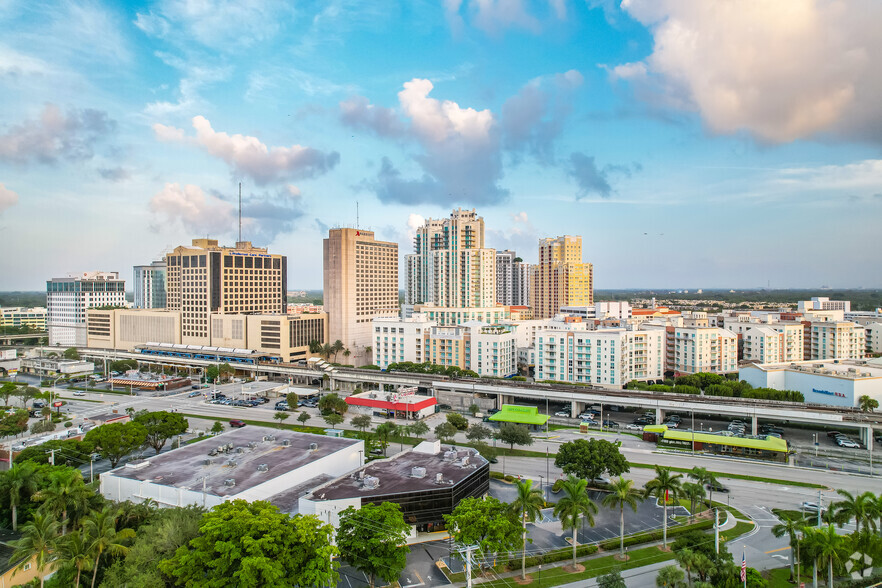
[598,519,714,551]
[64,421,73,427]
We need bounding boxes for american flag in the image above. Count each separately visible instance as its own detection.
[741,551,747,582]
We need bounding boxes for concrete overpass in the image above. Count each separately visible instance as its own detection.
[0,332,47,345]
[79,347,882,449]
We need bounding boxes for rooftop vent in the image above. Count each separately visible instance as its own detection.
[460,456,470,467]
[308,442,318,451]
[203,458,213,466]
[282,439,290,447]
[236,447,245,453]
[435,472,444,483]
[248,441,258,448]
[257,464,268,472]
[265,435,276,442]
[226,443,234,451]
[217,446,226,454]
[226,459,237,467]
[357,470,365,480]
[208,449,217,456]
[224,478,236,487]
[443,450,458,461]
[125,460,151,470]
[363,475,380,489]
[411,466,427,478]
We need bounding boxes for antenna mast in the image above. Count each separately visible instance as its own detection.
[356,201,359,229]
[238,182,242,243]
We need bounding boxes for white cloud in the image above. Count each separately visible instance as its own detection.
[151,116,340,185]
[0,183,19,213]
[618,0,882,143]
[398,78,494,144]
[774,159,882,192]
[149,183,236,235]
[143,57,231,119]
[406,213,425,240]
[0,104,115,165]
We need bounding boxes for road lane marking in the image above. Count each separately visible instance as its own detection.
[765,546,791,554]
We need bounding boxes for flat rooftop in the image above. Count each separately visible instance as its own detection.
[747,360,882,380]
[309,443,488,501]
[106,426,359,497]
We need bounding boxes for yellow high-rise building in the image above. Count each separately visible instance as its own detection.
[530,235,593,319]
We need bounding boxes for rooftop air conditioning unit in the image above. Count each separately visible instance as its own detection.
[282,439,290,447]
[363,475,380,489]
[226,459,237,467]
[257,464,268,472]
[460,456,470,467]
[224,478,236,487]
[203,459,213,466]
[248,441,258,448]
[236,447,245,453]
[226,443,234,451]
[435,472,444,483]
[308,442,318,451]
[443,450,457,461]
[411,466,427,478]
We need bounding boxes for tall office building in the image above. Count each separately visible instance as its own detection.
[47,272,126,347]
[530,235,593,319]
[405,208,496,308]
[496,250,531,306]
[165,239,286,345]
[133,261,167,309]
[323,228,398,364]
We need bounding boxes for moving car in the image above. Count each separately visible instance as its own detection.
[838,439,860,448]
[578,412,595,420]
[229,419,246,428]
[801,502,827,515]
[625,423,643,431]
[706,482,729,493]
[72,391,86,397]
[188,391,201,397]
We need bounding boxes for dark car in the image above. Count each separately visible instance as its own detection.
[438,404,452,410]
[706,482,729,493]
[826,431,842,438]
[229,419,246,428]
[602,420,619,428]
[32,401,45,409]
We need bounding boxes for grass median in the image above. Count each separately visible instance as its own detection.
[629,461,825,489]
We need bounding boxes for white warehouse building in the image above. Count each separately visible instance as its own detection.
[739,360,882,408]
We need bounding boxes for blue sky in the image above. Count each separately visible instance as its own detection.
[1,0,881,291]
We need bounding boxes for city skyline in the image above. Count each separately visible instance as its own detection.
[2,1,881,290]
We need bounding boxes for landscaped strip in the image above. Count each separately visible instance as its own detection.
[628,461,825,489]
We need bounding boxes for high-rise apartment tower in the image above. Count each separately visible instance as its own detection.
[47,271,126,346]
[496,250,532,307]
[133,260,167,309]
[530,235,593,319]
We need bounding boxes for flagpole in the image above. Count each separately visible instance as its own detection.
[742,547,747,588]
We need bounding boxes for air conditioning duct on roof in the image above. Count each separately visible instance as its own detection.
[309,442,318,451]
[257,464,268,472]
[411,466,426,478]
[363,475,380,489]
[282,439,290,447]
[224,478,236,487]
[443,450,457,461]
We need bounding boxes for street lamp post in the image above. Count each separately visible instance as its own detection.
[539,475,545,502]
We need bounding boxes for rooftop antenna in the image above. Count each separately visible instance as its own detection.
[238,182,242,243]
[356,201,359,229]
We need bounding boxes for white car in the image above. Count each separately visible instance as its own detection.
[838,439,860,448]
[578,413,595,420]
[72,391,86,396]
[554,410,571,417]
[625,423,643,431]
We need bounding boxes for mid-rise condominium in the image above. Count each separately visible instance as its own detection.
[164,239,286,345]
[530,235,593,319]
[323,228,399,363]
[496,250,531,307]
[133,260,167,309]
[47,272,126,346]
[405,208,496,308]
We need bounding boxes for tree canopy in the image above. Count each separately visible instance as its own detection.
[444,496,521,556]
[495,423,533,450]
[554,438,629,481]
[133,411,189,454]
[84,422,148,467]
[336,502,410,588]
[160,500,339,588]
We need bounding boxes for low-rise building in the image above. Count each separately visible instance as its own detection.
[739,359,882,408]
[412,304,510,326]
[804,320,866,361]
[0,307,47,330]
[20,357,94,377]
[345,388,437,420]
[645,325,738,376]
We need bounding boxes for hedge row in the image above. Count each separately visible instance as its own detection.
[498,543,599,569]
[598,519,714,551]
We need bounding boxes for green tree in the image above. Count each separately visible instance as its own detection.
[160,500,338,588]
[434,422,458,443]
[217,363,235,382]
[133,411,189,454]
[331,339,345,362]
[466,424,492,442]
[273,411,290,428]
[337,502,410,588]
[375,422,398,456]
[1,461,41,531]
[210,421,224,435]
[205,365,219,383]
[84,421,149,467]
[804,524,848,588]
[320,343,333,360]
[297,412,311,425]
[772,514,805,581]
[496,422,533,451]
[554,476,598,570]
[0,381,18,406]
[602,477,640,558]
[832,489,876,534]
[33,467,93,535]
[318,393,348,415]
[859,395,879,412]
[351,414,372,434]
[308,340,322,354]
[408,420,429,438]
[554,438,629,481]
[655,564,685,587]
[511,478,545,580]
[82,506,135,588]
[14,439,93,467]
[323,413,344,429]
[63,347,80,360]
[468,403,480,417]
[9,512,60,588]
[689,467,718,508]
[446,412,469,431]
[285,392,299,408]
[644,466,683,549]
[0,408,29,437]
[675,548,699,587]
[58,529,93,588]
[598,569,627,588]
[682,482,706,523]
[445,496,521,558]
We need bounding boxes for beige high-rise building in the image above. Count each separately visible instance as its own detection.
[530,236,593,319]
[165,239,286,345]
[323,228,398,364]
[405,208,496,308]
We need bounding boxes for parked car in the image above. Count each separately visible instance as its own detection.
[838,439,861,449]
[229,419,246,428]
[826,431,842,438]
[554,410,571,417]
[275,401,290,410]
[590,476,611,486]
[664,421,680,429]
[32,401,45,409]
[438,404,452,410]
[625,423,643,431]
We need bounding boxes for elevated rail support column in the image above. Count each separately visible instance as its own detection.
[751,414,758,436]
[656,407,664,424]
[571,400,578,416]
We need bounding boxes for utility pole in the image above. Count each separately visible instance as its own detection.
[465,544,473,588]
[49,449,56,466]
[90,455,94,483]
[714,508,719,554]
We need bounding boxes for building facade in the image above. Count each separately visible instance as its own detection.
[133,260,167,309]
[405,209,496,308]
[165,239,286,345]
[530,236,593,319]
[495,250,531,307]
[411,304,510,327]
[804,321,866,361]
[47,272,126,347]
[0,307,47,330]
[323,228,398,365]
[645,325,738,376]
[740,359,882,409]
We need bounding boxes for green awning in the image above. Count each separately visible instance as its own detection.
[663,430,788,452]
[489,404,549,425]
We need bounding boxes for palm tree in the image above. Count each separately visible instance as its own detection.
[681,483,706,523]
[805,524,848,588]
[9,512,60,588]
[675,548,697,587]
[832,489,876,535]
[689,466,717,508]
[602,477,639,558]
[655,564,685,587]
[320,343,333,360]
[3,461,41,531]
[58,529,92,587]
[331,340,345,362]
[84,506,135,588]
[859,395,879,412]
[510,478,545,580]
[644,466,683,549]
[308,340,322,354]
[772,515,805,581]
[554,476,598,569]
[33,468,92,535]
[343,348,351,362]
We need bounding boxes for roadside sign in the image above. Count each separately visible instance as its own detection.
[53,401,63,408]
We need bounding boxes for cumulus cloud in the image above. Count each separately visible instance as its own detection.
[149,182,305,243]
[340,96,405,137]
[501,70,583,164]
[97,167,131,182]
[346,79,507,206]
[617,0,882,143]
[566,152,640,199]
[152,116,340,185]
[0,104,115,165]
[0,183,19,213]
[486,210,538,258]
